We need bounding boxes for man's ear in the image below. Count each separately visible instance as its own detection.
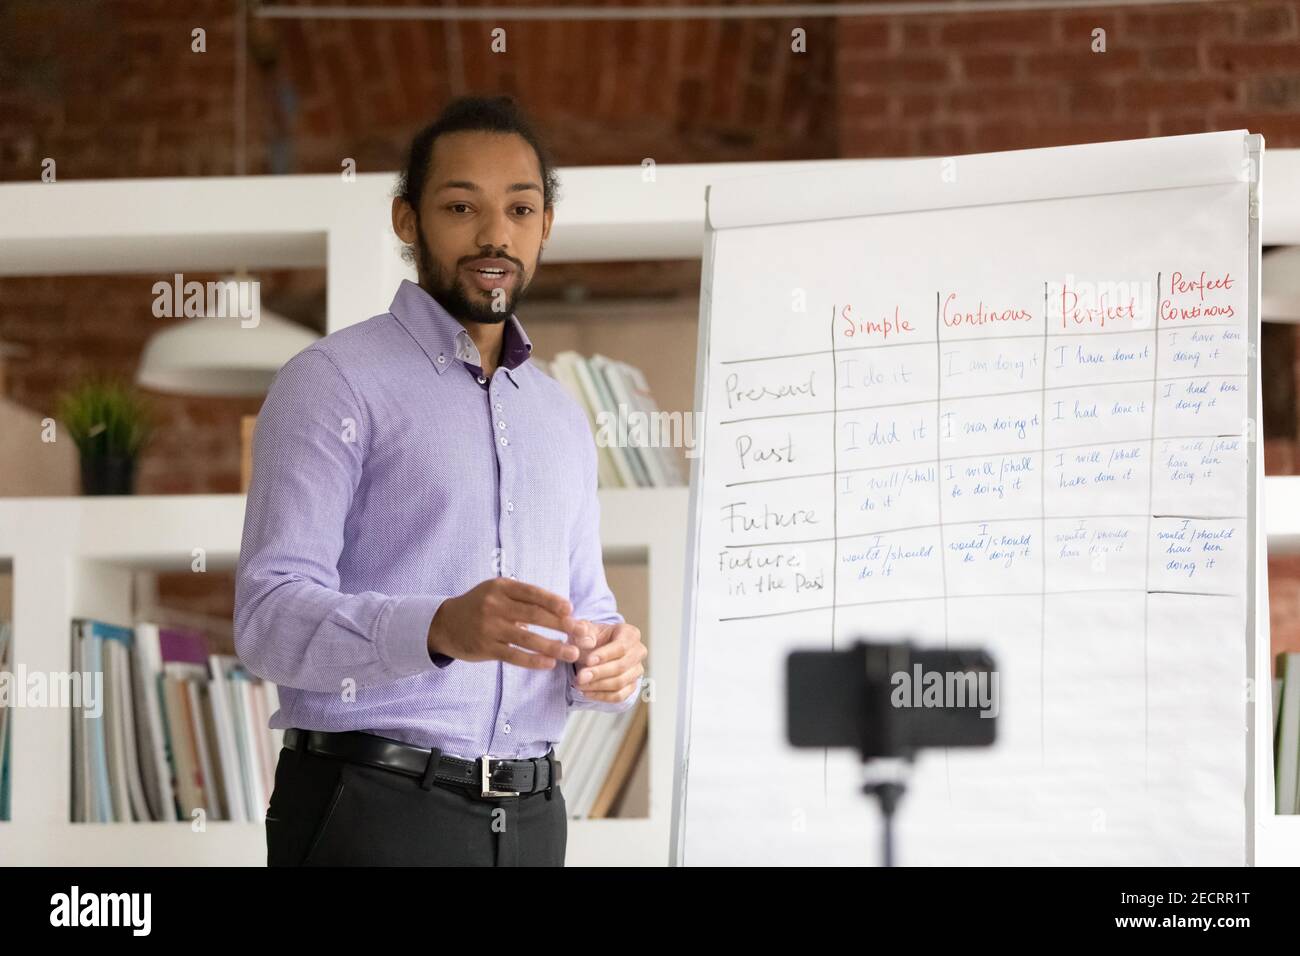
[541,205,554,247]
[392,195,418,245]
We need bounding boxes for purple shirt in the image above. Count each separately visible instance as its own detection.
[234,279,640,759]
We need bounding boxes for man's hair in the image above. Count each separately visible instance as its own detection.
[395,95,561,212]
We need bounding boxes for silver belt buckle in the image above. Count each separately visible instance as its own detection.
[480,756,521,797]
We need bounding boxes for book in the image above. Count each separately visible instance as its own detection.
[591,354,652,487]
[70,620,92,822]
[185,678,217,818]
[595,355,661,487]
[589,700,648,818]
[552,351,624,488]
[1278,652,1300,814]
[617,359,685,485]
[131,623,176,820]
[160,673,200,818]
[231,669,269,822]
[207,655,246,821]
[0,620,10,821]
[585,353,642,487]
[570,701,641,818]
[67,618,284,826]
[82,626,112,822]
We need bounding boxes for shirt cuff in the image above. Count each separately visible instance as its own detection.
[381,594,449,675]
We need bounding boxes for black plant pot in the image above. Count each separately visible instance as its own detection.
[80,454,137,495]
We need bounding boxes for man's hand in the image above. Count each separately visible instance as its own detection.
[427,578,597,669]
[571,621,646,703]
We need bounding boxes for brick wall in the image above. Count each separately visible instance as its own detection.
[2,0,1297,644]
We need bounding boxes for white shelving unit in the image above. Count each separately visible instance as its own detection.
[0,488,688,866]
[4,154,1300,864]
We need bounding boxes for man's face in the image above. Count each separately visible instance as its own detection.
[393,130,553,325]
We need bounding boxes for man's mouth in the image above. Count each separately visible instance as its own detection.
[465,260,516,292]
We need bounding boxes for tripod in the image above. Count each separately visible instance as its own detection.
[861,758,910,867]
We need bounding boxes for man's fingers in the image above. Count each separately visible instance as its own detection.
[500,597,586,642]
[499,579,572,619]
[574,637,646,686]
[579,681,641,703]
[499,624,580,663]
[577,661,644,692]
[575,633,642,679]
[498,644,558,670]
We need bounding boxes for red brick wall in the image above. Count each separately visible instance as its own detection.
[837,2,1300,154]
[2,0,1297,643]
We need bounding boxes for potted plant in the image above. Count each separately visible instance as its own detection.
[56,377,154,495]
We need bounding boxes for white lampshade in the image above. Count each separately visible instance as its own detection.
[136,282,318,397]
[1263,246,1300,324]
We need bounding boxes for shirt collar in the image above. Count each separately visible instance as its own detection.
[389,278,533,386]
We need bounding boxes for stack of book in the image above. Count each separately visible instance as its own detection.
[557,698,647,819]
[70,619,282,823]
[1277,651,1300,814]
[0,620,10,821]
[535,352,685,488]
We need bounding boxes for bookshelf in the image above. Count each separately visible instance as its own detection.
[0,488,687,866]
[3,161,1300,864]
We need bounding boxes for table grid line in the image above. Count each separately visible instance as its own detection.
[1040,281,1048,766]
[936,292,953,801]
[720,513,1246,551]
[719,320,1243,365]
[716,586,1240,623]
[721,431,1244,488]
[719,372,1246,426]
[1143,271,1163,786]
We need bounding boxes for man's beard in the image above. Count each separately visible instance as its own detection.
[413,224,530,325]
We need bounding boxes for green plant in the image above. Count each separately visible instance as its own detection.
[55,377,154,459]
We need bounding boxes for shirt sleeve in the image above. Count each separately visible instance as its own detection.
[564,423,642,714]
[234,347,451,693]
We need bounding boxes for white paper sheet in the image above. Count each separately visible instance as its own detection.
[678,134,1253,866]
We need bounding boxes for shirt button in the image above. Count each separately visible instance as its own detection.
[503,723,512,734]
[506,501,514,512]
[499,436,508,446]
[494,403,503,412]
[477,375,487,384]
[509,572,518,579]
[497,420,506,429]
[436,354,446,364]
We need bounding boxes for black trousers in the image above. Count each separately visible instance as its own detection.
[265,738,568,866]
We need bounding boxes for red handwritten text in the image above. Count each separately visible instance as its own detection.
[1160,270,1236,322]
[837,303,915,342]
[942,292,1033,328]
[1056,284,1138,330]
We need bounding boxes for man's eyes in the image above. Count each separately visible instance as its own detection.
[447,204,534,216]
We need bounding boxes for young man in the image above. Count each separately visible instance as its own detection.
[234,95,646,866]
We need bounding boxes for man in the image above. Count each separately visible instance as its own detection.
[234,95,646,867]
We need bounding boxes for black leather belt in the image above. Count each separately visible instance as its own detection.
[282,728,560,798]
